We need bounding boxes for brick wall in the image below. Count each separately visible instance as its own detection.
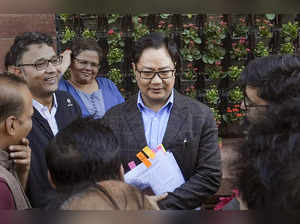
[0,13,56,72]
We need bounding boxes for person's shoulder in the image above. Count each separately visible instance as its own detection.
[0,177,15,209]
[97,76,116,87]
[104,95,136,115]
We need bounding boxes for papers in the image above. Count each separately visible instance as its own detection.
[124,148,185,195]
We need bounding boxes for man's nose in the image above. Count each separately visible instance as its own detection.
[150,73,163,84]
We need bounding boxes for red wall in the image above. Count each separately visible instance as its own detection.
[0,13,56,72]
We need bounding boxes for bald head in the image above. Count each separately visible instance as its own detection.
[0,72,28,123]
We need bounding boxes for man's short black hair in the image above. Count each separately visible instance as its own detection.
[9,32,54,66]
[240,55,300,104]
[0,72,28,122]
[133,32,182,69]
[46,117,121,191]
[233,97,300,209]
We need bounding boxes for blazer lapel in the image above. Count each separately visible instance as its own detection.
[162,91,189,148]
[124,96,147,150]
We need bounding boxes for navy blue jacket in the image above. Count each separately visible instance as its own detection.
[26,91,81,208]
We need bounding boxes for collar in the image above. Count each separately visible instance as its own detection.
[137,89,174,113]
[32,93,58,112]
[0,150,12,171]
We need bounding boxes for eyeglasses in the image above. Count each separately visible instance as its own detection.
[73,58,100,69]
[136,69,175,80]
[17,56,63,71]
[243,95,268,111]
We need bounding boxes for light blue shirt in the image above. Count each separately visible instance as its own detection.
[137,90,174,149]
[76,88,106,119]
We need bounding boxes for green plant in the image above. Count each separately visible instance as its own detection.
[228,86,244,104]
[108,68,123,86]
[254,41,270,57]
[256,17,273,39]
[206,85,219,105]
[232,16,248,38]
[82,28,96,39]
[227,66,244,81]
[205,63,224,80]
[62,27,76,44]
[222,104,244,124]
[231,37,249,61]
[132,16,150,41]
[210,107,222,127]
[281,21,299,42]
[280,42,295,54]
[184,85,197,98]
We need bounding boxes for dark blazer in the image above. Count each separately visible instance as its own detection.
[27,91,82,208]
[102,90,222,210]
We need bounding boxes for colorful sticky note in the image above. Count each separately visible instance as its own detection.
[156,144,166,153]
[128,161,136,170]
[136,152,152,168]
[142,146,156,159]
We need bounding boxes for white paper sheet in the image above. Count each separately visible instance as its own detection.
[124,150,185,195]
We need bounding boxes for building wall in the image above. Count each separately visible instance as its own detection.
[0,13,56,72]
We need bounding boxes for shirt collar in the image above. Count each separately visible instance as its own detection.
[137,89,174,112]
[32,93,58,112]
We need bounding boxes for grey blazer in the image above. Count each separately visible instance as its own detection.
[102,90,221,209]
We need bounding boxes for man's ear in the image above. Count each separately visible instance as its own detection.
[48,171,56,189]
[5,116,17,136]
[8,66,23,77]
[120,164,125,182]
[132,63,138,79]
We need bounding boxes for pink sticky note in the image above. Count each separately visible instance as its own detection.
[128,161,136,170]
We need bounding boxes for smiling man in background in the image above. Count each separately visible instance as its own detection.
[8,32,82,208]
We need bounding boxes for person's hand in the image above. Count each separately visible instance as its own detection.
[59,49,72,75]
[8,138,31,188]
[145,193,168,210]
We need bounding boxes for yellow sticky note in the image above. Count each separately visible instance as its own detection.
[143,146,156,159]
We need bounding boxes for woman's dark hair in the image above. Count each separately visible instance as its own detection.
[70,39,103,63]
[240,55,300,104]
[133,32,182,70]
[232,97,300,209]
[45,117,121,192]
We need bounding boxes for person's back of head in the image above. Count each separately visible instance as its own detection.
[60,180,155,210]
[45,117,122,192]
[240,55,300,104]
[0,72,33,147]
[233,97,300,209]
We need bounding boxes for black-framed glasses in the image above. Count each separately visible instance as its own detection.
[73,58,100,69]
[243,95,268,111]
[17,55,63,71]
[136,69,176,80]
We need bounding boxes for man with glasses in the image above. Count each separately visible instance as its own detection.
[8,32,81,208]
[102,32,221,210]
[240,55,300,129]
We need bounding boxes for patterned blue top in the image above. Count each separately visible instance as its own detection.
[76,88,106,119]
[137,90,174,149]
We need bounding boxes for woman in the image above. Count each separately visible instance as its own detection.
[59,39,124,118]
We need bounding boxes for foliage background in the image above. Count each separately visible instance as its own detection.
[56,14,300,137]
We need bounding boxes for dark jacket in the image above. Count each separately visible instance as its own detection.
[102,90,222,210]
[27,91,81,208]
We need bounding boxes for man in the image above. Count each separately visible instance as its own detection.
[45,117,166,210]
[8,32,82,208]
[222,54,300,210]
[0,72,33,209]
[240,54,300,125]
[102,32,221,210]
